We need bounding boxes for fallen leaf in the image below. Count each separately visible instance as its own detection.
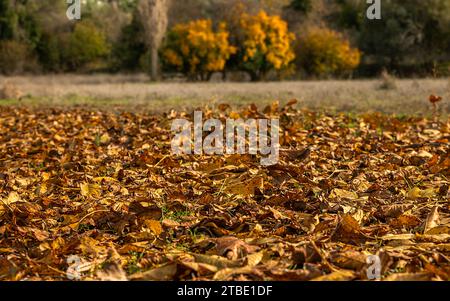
[384,272,432,281]
[424,206,440,233]
[330,189,358,200]
[312,270,356,281]
[129,264,178,281]
[145,220,163,236]
[331,214,367,245]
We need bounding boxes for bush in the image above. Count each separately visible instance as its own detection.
[36,33,63,72]
[0,40,30,75]
[62,22,110,71]
[237,11,296,81]
[378,69,397,90]
[162,19,236,81]
[112,18,147,72]
[288,0,313,14]
[0,0,16,40]
[295,27,361,78]
[356,0,450,74]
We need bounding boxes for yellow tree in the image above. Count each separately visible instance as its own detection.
[295,27,361,78]
[237,10,296,81]
[162,19,236,81]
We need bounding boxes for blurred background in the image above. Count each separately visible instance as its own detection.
[0,0,449,79]
[0,0,449,115]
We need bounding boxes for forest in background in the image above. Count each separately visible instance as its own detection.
[0,0,449,80]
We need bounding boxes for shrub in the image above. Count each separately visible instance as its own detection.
[36,33,62,72]
[112,18,147,72]
[0,0,16,40]
[0,40,30,75]
[295,27,361,78]
[288,0,313,14]
[162,19,236,81]
[378,69,397,90]
[62,22,110,71]
[237,10,296,81]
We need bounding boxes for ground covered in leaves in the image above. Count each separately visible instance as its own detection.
[0,103,449,281]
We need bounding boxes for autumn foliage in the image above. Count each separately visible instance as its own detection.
[162,20,236,81]
[161,10,362,81]
[162,10,297,81]
[295,27,361,78]
[237,11,296,81]
[0,103,449,281]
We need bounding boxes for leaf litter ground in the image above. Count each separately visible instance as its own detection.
[0,102,449,281]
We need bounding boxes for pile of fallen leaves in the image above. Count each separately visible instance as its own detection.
[0,102,449,281]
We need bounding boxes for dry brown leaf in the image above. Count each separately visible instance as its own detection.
[329,189,358,200]
[390,214,422,229]
[331,214,367,245]
[312,270,356,281]
[213,266,259,281]
[329,250,367,271]
[129,263,178,281]
[384,272,432,281]
[424,206,440,233]
[213,236,258,260]
[192,253,242,269]
[96,263,128,281]
[425,226,450,235]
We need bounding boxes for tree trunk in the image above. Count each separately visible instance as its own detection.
[151,47,159,81]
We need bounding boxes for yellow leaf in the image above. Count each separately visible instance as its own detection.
[80,183,101,198]
[229,111,240,120]
[421,188,437,198]
[145,220,163,236]
[93,176,118,183]
[384,272,432,281]
[407,187,436,199]
[312,270,355,281]
[245,252,264,267]
[54,134,64,142]
[381,234,415,241]
[4,192,21,205]
[407,187,423,199]
[330,189,358,200]
[100,133,111,144]
[42,172,51,181]
[425,226,450,235]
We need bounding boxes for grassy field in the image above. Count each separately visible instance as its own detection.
[1,74,449,116]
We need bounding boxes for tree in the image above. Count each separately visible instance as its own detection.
[112,15,147,72]
[0,0,16,40]
[295,27,361,78]
[237,10,296,81]
[162,19,236,81]
[288,0,312,14]
[62,22,110,71]
[0,40,30,74]
[136,0,170,80]
[338,0,450,75]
